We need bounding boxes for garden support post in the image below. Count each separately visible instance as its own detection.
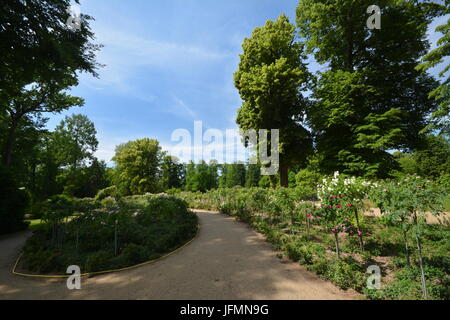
[114,220,118,256]
[354,207,364,252]
[402,227,410,266]
[416,233,428,299]
[306,213,310,238]
[334,232,340,259]
[413,211,428,299]
[76,230,79,252]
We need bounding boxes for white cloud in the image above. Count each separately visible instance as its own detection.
[80,25,230,94]
[169,96,197,119]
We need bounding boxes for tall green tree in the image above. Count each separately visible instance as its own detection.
[185,161,218,192]
[161,156,184,190]
[417,2,450,136]
[224,163,246,187]
[246,163,261,187]
[297,0,442,178]
[234,14,313,187]
[112,138,163,195]
[52,114,98,168]
[0,0,102,166]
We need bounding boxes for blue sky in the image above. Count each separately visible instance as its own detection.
[45,1,449,165]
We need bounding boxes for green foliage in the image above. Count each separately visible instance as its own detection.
[221,163,246,188]
[21,195,198,274]
[185,161,218,192]
[161,156,184,191]
[180,172,450,300]
[234,14,313,186]
[297,0,441,178]
[52,114,98,168]
[325,257,366,291]
[0,166,30,234]
[295,169,323,199]
[417,7,450,136]
[95,186,119,202]
[112,138,164,195]
[413,135,450,179]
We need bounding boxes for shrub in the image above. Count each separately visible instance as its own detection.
[325,257,365,291]
[95,186,118,202]
[0,166,30,235]
[20,195,198,274]
[84,251,114,272]
[285,241,314,265]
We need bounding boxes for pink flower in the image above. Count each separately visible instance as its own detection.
[336,205,343,208]
[358,231,362,236]
[332,229,336,233]
[348,203,353,207]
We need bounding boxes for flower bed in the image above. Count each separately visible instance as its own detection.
[178,174,449,300]
[19,195,198,274]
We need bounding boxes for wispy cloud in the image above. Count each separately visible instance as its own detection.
[81,25,230,91]
[170,96,197,119]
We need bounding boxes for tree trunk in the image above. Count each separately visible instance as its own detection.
[280,163,289,188]
[2,116,19,166]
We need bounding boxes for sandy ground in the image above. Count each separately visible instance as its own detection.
[363,207,450,225]
[0,211,360,300]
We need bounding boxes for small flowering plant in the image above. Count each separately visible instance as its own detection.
[368,175,445,298]
[317,172,375,255]
[296,202,321,236]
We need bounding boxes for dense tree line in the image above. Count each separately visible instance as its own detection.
[235,0,449,185]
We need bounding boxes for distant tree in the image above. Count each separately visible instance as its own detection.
[184,161,218,192]
[245,163,261,187]
[161,156,184,190]
[234,14,313,187]
[185,161,197,192]
[112,138,163,195]
[58,158,109,198]
[52,114,98,168]
[393,152,417,176]
[223,163,246,188]
[413,134,450,179]
[208,160,219,190]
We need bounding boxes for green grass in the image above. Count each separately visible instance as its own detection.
[25,219,44,231]
[443,195,450,212]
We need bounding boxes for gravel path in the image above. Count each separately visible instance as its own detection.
[0,211,360,300]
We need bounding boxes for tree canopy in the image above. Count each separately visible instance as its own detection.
[234,14,313,187]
